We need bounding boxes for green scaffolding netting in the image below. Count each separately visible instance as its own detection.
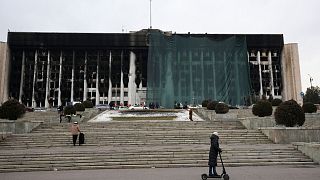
[147,31,251,108]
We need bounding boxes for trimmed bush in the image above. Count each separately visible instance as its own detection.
[74,103,85,112]
[202,100,210,107]
[0,99,26,120]
[207,101,218,110]
[215,103,229,114]
[275,100,305,127]
[302,102,317,113]
[252,100,273,117]
[82,100,93,108]
[64,105,76,115]
[271,98,282,106]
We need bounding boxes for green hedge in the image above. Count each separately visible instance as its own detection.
[64,105,76,115]
[207,101,218,110]
[82,100,93,108]
[0,99,26,120]
[252,100,273,117]
[215,103,229,114]
[275,100,305,127]
[302,102,317,113]
[271,98,282,106]
[202,100,211,108]
[74,103,85,112]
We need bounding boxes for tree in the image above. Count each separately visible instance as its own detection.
[303,86,320,104]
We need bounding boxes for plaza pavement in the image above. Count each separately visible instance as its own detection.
[1,166,320,180]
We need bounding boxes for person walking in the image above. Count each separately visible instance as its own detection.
[208,131,222,177]
[70,121,81,146]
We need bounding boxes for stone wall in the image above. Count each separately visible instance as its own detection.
[196,108,252,120]
[293,142,320,164]
[0,119,42,134]
[260,128,320,144]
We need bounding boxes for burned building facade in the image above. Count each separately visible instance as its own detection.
[0,30,302,108]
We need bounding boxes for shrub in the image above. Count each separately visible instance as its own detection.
[252,100,273,117]
[0,99,26,120]
[64,105,76,115]
[271,98,282,106]
[202,99,211,107]
[302,102,317,113]
[0,106,6,119]
[207,101,218,110]
[215,103,229,114]
[74,103,85,112]
[82,100,93,108]
[275,100,305,127]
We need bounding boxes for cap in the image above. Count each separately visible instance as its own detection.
[74,122,78,124]
[213,132,219,136]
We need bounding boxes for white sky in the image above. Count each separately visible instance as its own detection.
[0,0,319,92]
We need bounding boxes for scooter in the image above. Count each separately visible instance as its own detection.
[201,152,230,180]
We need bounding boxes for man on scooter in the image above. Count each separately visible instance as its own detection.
[208,131,222,177]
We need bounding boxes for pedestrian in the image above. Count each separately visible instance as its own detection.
[58,105,64,123]
[208,131,222,177]
[70,121,81,146]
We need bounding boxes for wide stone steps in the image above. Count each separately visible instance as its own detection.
[0,145,315,173]
[0,119,316,172]
[0,130,271,149]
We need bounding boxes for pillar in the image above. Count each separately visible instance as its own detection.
[268,51,275,96]
[70,51,75,103]
[45,51,50,108]
[120,51,124,105]
[95,52,100,105]
[32,51,38,108]
[107,51,112,104]
[257,51,263,98]
[58,51,63,106]
[83,51,88,101]
[18,51,25,103]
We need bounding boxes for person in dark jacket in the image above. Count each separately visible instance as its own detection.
[208,131,222,177]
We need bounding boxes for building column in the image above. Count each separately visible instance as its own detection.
[120,51,124,105]
[107,51,112,104]
[45,51,51,108]
[257,51,263,98]
[32,51,38,108]
[83,51,88,101]
[268,51,275,97]
[95,52,100,105]
[70,51,75,103]
[128,51,137,105]
[18,51,25,103]
[58,51,63,106]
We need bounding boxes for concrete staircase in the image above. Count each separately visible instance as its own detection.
[0,120,316,172]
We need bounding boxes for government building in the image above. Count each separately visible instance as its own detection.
[0,29,302,108]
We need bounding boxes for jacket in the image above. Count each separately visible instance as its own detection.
[208,134,222,166]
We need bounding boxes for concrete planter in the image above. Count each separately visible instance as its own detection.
[0,119,42,134]
[260,127,320,144]
[197,108,238,120]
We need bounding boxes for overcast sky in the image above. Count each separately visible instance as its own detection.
[0,0,319,92]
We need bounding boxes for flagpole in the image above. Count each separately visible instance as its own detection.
[150,0,152,29]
